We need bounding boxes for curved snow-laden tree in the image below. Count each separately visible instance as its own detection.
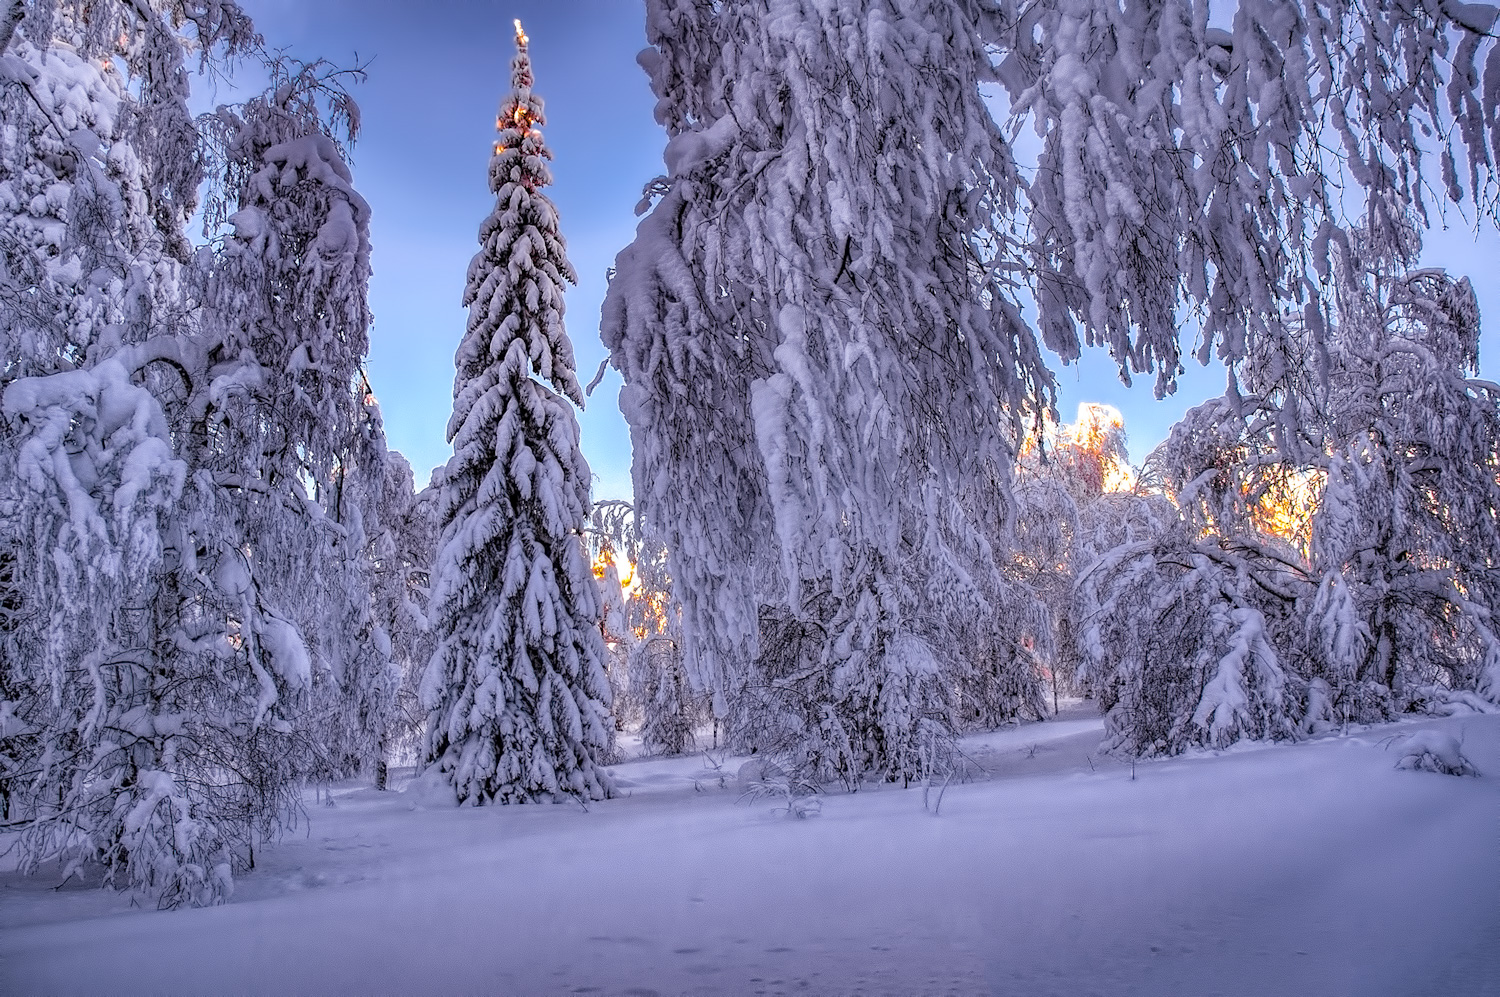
[604,0,1054,786]
[0,1,386,906]
[421,22,613,805]
[1276,218,1500,723]
[994,2,1500,748]
[607,0,1500,774]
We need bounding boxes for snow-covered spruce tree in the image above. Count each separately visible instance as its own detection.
[421,22,612,805]
[603,0,1054,787]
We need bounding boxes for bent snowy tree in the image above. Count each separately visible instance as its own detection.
[604,0,1054,787]
[422,21,613,805]
[1082,206,1500,755]
[0,0,394,906]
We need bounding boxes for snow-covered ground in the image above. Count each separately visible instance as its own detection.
[3,708,1497,996]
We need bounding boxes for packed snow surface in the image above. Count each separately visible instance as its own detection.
[3,708,1497,996]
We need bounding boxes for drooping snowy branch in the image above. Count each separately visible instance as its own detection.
[991,0,1500,396]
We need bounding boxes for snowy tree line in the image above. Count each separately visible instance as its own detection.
[5,0,1500,909]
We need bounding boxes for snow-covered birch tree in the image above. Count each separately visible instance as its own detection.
[200,57,394,788]
[1006,404,1135,713]
[0,0,270,907]
[603,0,1054,786]
[0,0,388,905]
[421,21,612,805]
[1239,211,1500,723]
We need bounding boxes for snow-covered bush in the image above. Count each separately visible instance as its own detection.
[738,760,823,820]
[1078,503,1299,756]
[1391,730,1480,778]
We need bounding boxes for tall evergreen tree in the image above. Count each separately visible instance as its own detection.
[421,21,612,805]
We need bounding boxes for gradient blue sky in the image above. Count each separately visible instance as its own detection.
[230,0,1500,498]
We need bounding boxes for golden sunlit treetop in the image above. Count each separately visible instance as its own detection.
[1021,402,1135,497]
[493,21,538,158]
[592,549,641,601]
[1065,403,1135,494]
[1246,469,1324,556]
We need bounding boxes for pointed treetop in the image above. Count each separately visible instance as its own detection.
[493,18,543,166]
[511,19,533,91]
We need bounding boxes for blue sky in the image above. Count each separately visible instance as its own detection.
[232,0,1500,498]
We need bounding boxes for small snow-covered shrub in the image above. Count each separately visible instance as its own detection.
[1080,513,1298,758]
[1391,731,1480,777]
[737,758,822,819]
